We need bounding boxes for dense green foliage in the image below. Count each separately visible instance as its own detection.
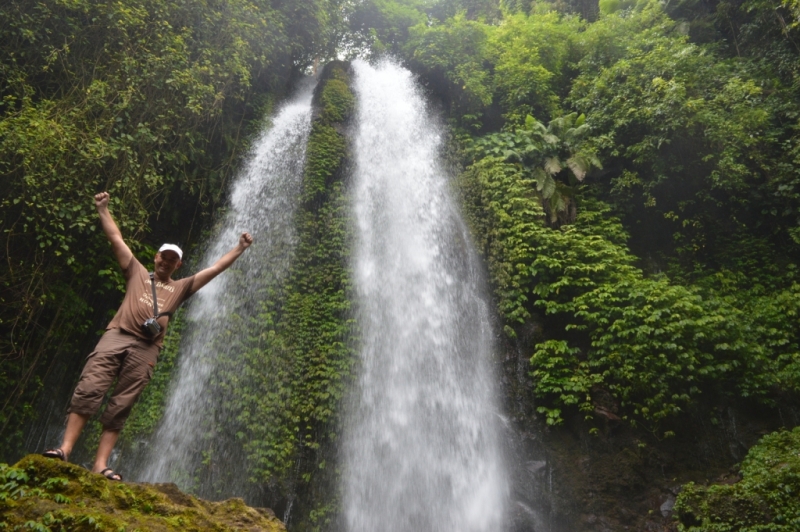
[462,150,800,430]
[674,427,800,531]
[398,0,800,433]
[407,11,580,127]
[469,112,601,223]
[0,0,339,461]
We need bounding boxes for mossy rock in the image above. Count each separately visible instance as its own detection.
[674,427,800,531]
[311,60,354,126]
[0,455,286,531]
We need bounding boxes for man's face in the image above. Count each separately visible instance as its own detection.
[154,251,182,278]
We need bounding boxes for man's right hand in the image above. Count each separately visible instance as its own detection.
[95,191,110,210]
[94,191,133,270]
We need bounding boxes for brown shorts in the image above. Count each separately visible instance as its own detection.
[68,328,159,431]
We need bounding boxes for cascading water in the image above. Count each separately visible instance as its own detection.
[133,81,315,495]
[343,59,508,531]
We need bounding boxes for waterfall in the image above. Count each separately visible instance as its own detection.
[343,59,508,531]
[133,80,315,494]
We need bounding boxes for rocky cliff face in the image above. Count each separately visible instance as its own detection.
[0,455,286,531]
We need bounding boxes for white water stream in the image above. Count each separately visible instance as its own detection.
[343,59,508,532]
[135,82,315,489]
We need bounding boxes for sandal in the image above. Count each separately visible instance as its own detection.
[100,467,123,481]
[42,448,67,461]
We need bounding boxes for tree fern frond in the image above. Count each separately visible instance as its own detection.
[567,155,588,181]
[545,157,562,175]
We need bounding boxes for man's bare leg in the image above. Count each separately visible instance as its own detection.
[51,412,90,461]
[92,429,121,478]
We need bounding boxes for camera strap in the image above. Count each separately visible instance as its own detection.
[149,273,174,319]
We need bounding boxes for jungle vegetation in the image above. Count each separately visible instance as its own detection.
[2,0,800,528]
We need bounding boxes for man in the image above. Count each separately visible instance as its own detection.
[42,191,253,481]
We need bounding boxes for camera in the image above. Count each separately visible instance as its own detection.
[142,317,162,337]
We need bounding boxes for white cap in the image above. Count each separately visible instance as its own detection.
[158,243,183,260]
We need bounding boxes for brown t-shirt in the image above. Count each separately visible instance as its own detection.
[106,257,195,348]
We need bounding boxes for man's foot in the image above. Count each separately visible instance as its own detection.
[42,448,67,461]
[99,467,122,481]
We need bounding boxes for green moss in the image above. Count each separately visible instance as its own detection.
[237,62,356,524]
[674,427,800,531]
[0,455,285,531]
[303,61,354,204]
[318,77,355,124]
[302,123,348,202]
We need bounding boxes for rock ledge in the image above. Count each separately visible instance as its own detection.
[0,455,285,531]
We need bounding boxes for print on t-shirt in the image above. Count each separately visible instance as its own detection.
[138,279,177,314]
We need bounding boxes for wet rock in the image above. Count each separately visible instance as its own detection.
[659,494,676,517]
[593,406,621,425]
[527,460,547,474]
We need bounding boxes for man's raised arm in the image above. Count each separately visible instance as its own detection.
[189,232,253,295]
[95,192,133,270]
